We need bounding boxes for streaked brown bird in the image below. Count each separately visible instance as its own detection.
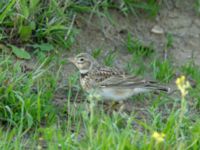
[68,53,170,101]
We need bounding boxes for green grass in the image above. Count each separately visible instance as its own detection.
[194,0,200,14]
[0,0,200,149]
[0,0,75,48]
[119,0,160,17]
[0,54,58,127]
[1,42,200,149]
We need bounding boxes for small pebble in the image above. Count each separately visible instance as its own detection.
[151,25,164,34]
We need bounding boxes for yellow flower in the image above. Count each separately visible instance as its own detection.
[176,75,190,98]
[152,131,165,143]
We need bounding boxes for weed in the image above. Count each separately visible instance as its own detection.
[194,0,200,14]
[126,34,154,57]
[0,0,75,48]
[126,40,154,75]
[0,55,57,129]
[103,52,116,66]
[92,48,102,59]
[119,0,160,17]
[166,33,174,49]
[152,59,174,82]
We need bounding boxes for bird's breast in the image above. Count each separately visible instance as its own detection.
[80,76,91,92]
[97,87,133,101]
[98,87,150,101]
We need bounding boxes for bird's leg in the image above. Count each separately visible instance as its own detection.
[103,101,125,113]
[118,101,125,112]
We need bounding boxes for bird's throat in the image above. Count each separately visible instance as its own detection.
[81,72,88,78]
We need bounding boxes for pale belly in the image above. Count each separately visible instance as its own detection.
[95,87,150,101]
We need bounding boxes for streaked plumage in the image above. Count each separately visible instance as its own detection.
[68,53,170,101]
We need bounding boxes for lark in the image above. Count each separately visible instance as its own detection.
[68,53,170,101]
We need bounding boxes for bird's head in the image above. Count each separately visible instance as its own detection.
[68,53,99,74]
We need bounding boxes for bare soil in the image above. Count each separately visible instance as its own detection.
[69,0,200,65]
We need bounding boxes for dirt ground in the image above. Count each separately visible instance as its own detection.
[69,0,200,64]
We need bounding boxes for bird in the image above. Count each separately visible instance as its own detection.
[68,53,170,101]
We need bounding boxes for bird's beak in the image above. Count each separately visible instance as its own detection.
[68,57,75,63]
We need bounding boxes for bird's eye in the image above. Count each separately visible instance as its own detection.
[80,58,84,61]
[77,58,85,64]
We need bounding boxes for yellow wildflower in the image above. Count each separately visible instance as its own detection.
[152,131,165,143]
[176,75,190,98]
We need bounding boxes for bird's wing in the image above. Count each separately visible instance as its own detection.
[98,75,148,87]
[91,67,124,83]
[99,75,169,92]
[92,67,169,92]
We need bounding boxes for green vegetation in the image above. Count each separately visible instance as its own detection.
[194,0,200,14]
[0,0,200,149]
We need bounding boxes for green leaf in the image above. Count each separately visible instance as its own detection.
[20,0,29,18]
[19,25,32,41]
[30,0,40,13]
[30,21,36,30]
[10,45,31,59]
[33,43,54,52]
[36,51,46,62]
[44,24,68,34]
[0,0,16,23]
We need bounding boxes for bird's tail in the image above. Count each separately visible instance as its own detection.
[144,81,170,93]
